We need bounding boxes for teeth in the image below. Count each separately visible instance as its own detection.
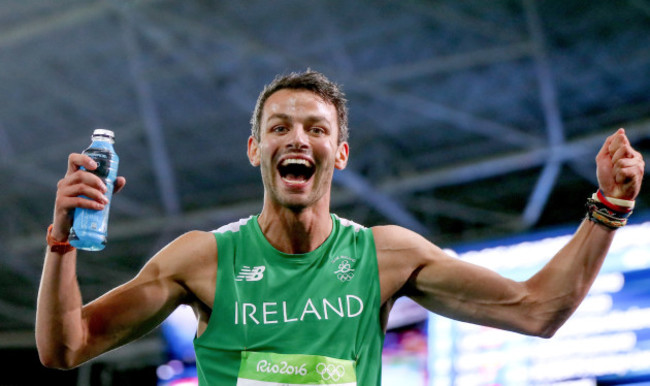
[281,158,312,167]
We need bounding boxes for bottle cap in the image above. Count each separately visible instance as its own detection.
[92,129,115,141]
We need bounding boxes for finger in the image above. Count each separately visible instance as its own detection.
[54,192,106,227]
[57,194,107,212]
[612,159,645,198]
[596,131,618,162]
[53,174,108,232]
[611,143,636,165]
[66,153,98,176]
[607,128,630,157]
[58,181,109,206]
[61,169,108,194]
[114,176,127,194]
[613,156,645,181]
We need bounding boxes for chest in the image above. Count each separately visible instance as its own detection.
[213,257,376,359]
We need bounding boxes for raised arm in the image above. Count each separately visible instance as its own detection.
[376,129,644,337]
[35,153,216,369]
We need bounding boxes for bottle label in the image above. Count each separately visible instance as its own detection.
[69,144,118,250]
[83,148,113,185]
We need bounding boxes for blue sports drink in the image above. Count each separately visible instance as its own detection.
[69,129,119,251]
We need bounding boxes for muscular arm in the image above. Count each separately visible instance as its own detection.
[35,153,217,369]
[376,220,613,337]
[36,230,216,369]
[377,129,644,337]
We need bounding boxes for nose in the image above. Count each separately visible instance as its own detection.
[286,126,309,150]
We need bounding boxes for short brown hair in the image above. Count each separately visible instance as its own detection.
[250,70,349,144]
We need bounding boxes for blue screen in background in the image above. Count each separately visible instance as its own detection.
[428,221,650,386]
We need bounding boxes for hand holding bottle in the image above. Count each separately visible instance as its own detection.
[51,130,126,250]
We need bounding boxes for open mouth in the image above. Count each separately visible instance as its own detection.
[278,158,315,184]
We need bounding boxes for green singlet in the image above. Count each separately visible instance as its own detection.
[194,214,384,385]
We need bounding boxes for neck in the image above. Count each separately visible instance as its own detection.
[257,201,333,255]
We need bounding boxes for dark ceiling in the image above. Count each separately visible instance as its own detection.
[2,0,649,362]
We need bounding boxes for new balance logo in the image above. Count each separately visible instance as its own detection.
[235,266,266,282]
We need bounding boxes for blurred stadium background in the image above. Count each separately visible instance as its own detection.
[1,0,649,384]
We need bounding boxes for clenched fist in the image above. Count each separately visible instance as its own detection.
[596,128,644,201]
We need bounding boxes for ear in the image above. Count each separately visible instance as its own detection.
[247,136,261,167]
[335,142,349,170]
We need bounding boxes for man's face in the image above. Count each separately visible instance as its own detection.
[248,89,349,211]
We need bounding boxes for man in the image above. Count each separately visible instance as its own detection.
[37,70,645,385]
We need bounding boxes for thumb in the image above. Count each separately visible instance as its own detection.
[114,176,126,194]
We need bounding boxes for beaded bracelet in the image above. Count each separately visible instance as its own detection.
[585,193,634,229]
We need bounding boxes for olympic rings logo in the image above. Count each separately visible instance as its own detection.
[316,363,345,381]
[337,273,354,281]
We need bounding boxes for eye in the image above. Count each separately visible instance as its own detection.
[310,127,326,135]
[271,125,288,133]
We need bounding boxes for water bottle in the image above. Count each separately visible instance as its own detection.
[69,129,119,251]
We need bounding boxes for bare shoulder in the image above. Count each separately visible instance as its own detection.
[140,230,217,306]
[145,231,216,273]
[371,225,448,303]
[373,224,425,246]
[155,230,216,266]
[372,225,443,263]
